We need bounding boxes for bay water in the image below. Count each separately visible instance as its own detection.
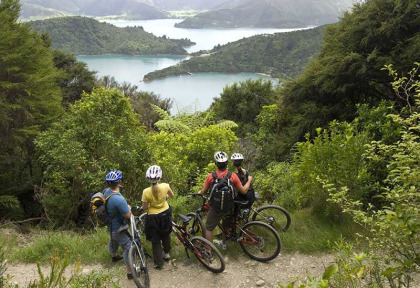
[77,19,307,111]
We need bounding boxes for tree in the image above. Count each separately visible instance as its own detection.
[35,88,150,226]
[52,49,97,105]
[272,0,420,159]
[212,79,276,136]
[0,0,62,219]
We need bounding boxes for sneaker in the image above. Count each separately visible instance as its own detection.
[112,255,123,262]
[162,252,170,261]
[214,240,227,250]
[127,273,133,280]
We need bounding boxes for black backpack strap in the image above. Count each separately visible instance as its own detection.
[226,171,232,179]
[212,171,218,181]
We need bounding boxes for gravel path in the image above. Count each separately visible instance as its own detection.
[6,252,334,288]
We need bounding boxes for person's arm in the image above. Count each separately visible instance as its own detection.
[142,202,149,211]
[123,207,132,219]
[198,174,212,195]
[167,187,174,198]
[236,175,253,195]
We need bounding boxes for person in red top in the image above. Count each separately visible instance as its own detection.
[198,151,252,250]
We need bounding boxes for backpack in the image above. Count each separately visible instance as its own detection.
[234,169,255,207]
[208,171,236,214]
[90,190,117,226]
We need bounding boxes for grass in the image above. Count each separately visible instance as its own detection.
[0,209,361,266]
[280,209,361,253]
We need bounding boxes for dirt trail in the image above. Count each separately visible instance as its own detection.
[6,252,334,288]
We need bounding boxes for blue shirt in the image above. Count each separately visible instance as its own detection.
[104,188,130,232]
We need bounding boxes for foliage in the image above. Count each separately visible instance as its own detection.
[96,76,173,131]
[292,122,372,219]
[280,65,420,287]
[0,0,63,220]
[144,26,324,81]
[52,49,97,106]
[252,162,298,209]
[29,16,193,55]
[149,125,237,194]
[35,88,150,226]
[269,0,420,160]
[212,79,276,136]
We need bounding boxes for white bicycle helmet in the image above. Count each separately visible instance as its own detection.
[231,153,244,161]
[146,165,162,183]
[214,151,228,163]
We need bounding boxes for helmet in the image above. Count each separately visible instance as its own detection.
[231,153,244,161]
[214,151,228,163]
[105,170,122,185]
[146,165,162,183]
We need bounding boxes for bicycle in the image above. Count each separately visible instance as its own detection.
[247,192,291,232]
[128,207,150,288]
[186,193,291,235]
[138,212,225,273]
[186,194,282,262]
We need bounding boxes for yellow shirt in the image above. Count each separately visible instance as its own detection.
[141,183,171,215]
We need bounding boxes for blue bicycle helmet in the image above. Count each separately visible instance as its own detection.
[105,170,122,185]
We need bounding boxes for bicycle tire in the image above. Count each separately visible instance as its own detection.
[186,212,206,237]
[129,243,150,288]
[238,221,281,262]
[251,205,291,232]
[190,236,225,273]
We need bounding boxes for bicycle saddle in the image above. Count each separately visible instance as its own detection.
[234,200,249,207]
[178,214,191,223]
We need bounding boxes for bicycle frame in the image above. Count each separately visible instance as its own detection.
[171,217,209,259]
[188,194,262,246]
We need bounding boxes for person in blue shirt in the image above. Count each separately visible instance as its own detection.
[103,170,133,280]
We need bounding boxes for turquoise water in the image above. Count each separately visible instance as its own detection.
[77,19,302,111]
[77,54,272,111]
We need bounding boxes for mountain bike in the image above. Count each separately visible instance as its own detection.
[138,212,225,273]
[128,207,150,288]
[186,194,281,262]
[186,193,291,236]
[247,192,291,232]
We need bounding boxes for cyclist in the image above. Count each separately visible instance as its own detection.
[141,165,174,269]
[198,151,252,250]
[231,153,256,208]
[103,170,133,279]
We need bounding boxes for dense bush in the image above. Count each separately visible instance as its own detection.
[35,88,150,226]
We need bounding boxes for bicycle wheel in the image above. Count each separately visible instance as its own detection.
[190,236,225,273]
[251,205,291,232]
[129,243,149,288]
[238,221,281,262]
[186,212,206,237]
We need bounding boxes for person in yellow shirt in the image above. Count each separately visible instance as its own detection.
[141,165,174,269]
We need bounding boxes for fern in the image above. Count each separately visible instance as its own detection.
[154,120,191,134]
[151,104,171,120]
[213,120,238,130]
[0,195,24,220]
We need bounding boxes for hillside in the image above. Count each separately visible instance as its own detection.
[174,0,354,28]
[143,26,324,81]
[29,17,194,55]
[20,0,168,20]
[139,0,230,11]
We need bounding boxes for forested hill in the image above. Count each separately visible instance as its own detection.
[174,0,354,28]
[29,17,194,55]
[143,26,324,81]
[20,0,168,20]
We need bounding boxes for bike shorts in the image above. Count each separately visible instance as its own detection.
[206,207,225,231]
